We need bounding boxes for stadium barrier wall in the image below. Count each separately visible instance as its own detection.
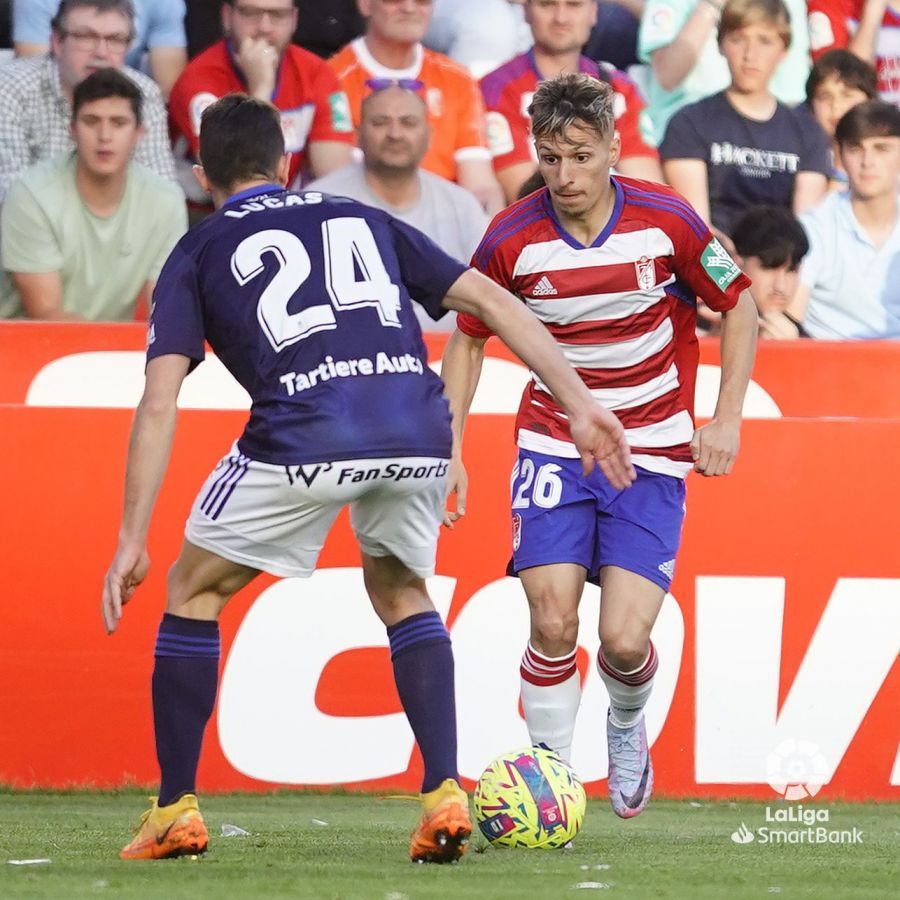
[1,323,898,802]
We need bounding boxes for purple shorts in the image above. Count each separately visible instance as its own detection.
[508,448,686,591]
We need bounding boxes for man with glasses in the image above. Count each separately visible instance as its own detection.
[169,0,355,188]
[0,0,176,202]
[330,0,505,213]
[12,0,187,99]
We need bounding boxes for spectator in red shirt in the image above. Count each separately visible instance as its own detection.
[480,0,662,203]
[169,0,355,187]
[808,0,900,105]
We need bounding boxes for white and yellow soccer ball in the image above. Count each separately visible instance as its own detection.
[474,746,586,849]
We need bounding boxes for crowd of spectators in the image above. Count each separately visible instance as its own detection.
[0,0,897,341]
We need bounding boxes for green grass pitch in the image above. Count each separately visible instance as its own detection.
[0,792,896,899]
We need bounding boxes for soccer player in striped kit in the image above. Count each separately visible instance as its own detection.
[441,73,758,818]
[101,92,635,862]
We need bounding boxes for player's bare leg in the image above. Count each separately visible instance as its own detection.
[120,541,259,860]
[597,566,665,818]
[362,552,471,863]
[518,564,586,763]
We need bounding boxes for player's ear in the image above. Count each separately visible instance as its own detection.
[608,131,622,169]
[192,164,211,195]
[275,153,291,187]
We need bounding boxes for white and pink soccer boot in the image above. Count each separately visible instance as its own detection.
[606,711,654,818]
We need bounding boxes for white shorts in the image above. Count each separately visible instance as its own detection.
[185,449,450,579]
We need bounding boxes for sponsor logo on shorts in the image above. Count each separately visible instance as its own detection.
[286,463,333,488]
[512,514,522,551]
[337,460,449,485]
[658,559,675,580]
[701,237,741,289]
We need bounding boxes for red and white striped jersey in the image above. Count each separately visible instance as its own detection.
[458,177,750,477]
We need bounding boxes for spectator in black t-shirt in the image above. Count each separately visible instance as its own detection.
[659,0,830,237]
[731,205,810,338]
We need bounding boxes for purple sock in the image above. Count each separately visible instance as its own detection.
[152,613,220,807]
[387,611,458,793]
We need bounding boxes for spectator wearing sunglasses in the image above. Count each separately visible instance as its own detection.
[169,0,354,190]
[0,0,176,202]
[330,0,504,213]
[308,80,489,331]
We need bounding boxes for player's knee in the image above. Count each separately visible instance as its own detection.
[531,609,579,655]
[165,561,235,617]
[599,634,650,672]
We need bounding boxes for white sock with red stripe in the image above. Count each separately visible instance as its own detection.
[519,642,581,763]
[597,641,659,728]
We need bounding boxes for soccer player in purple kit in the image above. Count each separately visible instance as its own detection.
[101,93,635,863]
[442,73,758,821]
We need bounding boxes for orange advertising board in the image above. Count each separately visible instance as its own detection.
[0,401,897,800]
[4,321,900,417]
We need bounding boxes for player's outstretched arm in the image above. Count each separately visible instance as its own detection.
[102,354,191,635]
[440,327,488,527]
[442,269,636,489]
[690,289,758,477]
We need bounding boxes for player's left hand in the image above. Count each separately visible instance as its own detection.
[571,405,636,490]
[102,544,150,635]
[690,417,741,476]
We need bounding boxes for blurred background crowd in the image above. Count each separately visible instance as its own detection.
[0,0,898,340]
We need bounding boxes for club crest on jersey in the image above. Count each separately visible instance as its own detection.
[635,256,656,292]
[512,514,522,551]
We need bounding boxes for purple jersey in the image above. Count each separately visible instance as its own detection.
[148,184,466,464]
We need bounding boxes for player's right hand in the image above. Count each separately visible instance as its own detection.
[102,544,150,635]
[571,405,636,490]
[442,457,468,529]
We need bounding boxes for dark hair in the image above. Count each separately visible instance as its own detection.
[731,205,809,270]
[805,49,878,104]
[516,169,546,200]
[51,0,136,37]
[529,73,615,143]
[72,67,142,123]
[835,99,900,146]
[199,94,285,191]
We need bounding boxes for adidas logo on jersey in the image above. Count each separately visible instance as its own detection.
[532,276,558,296]
[658,559,675,580]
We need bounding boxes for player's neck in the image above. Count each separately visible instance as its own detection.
[552,181,617,247]
[212,178,279,210]
[532,46,582,80]
[363,33,419,71]
[75,159,128,218]
[724,86,776,121]
[363,164,421,210]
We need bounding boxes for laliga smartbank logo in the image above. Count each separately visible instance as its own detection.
[729,738,864,846]
[766,737,828,801]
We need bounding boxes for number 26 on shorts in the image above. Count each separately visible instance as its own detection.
[512,458,563,510]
